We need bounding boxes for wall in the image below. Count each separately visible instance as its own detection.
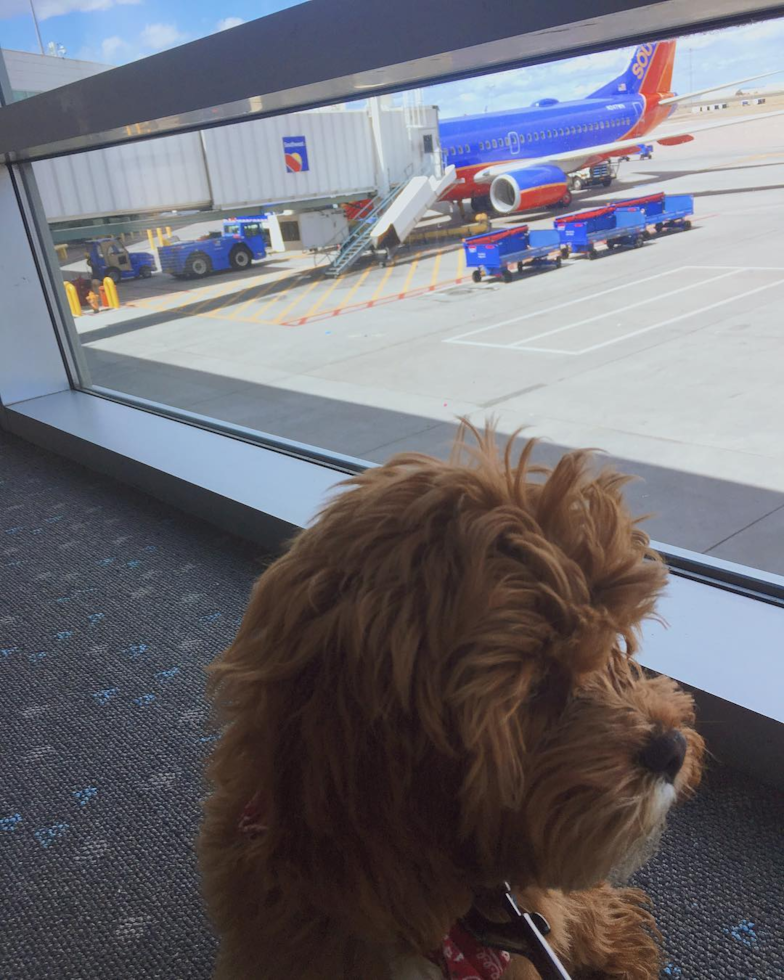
[3,50,110,98]
[203,109,377,210]
[375,105,441,186]
[28,102,438,222]
[33,132,212,222]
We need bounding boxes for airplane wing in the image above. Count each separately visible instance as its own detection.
[658,69,783,106]
[472,107,784,183]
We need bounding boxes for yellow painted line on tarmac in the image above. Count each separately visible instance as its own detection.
[302,275,344,319]
[369,265,395,303]
[333,266,372,312]
[189,279,237,316]
[429,249,444,288]
[248,276,304,322]
[227,275,290,320]
[455,248,465,280]
[399,253,421,296]
[147,280,221,313]
[273,277,322,323]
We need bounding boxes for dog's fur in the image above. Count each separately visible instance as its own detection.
[200,425,704,980]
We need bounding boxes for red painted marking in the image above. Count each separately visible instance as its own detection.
[280,275,472,326]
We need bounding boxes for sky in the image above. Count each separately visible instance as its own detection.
[1,1,783,116]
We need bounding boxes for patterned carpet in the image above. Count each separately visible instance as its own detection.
[1,427,782,980]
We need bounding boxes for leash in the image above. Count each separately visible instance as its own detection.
[459,883,572,980]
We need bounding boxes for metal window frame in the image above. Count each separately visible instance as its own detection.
[1,0,784,616]
[2,0,784,162]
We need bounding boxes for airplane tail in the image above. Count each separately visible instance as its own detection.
[589,40,676,98]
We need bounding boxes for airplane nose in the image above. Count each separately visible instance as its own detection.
[640,730,687,781]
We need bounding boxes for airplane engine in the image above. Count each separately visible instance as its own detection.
[489,165,569,214]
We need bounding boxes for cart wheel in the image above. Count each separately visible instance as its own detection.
[634,235,644,248]
[606,241,615,250]
[554,256,562,269]
[683,220,692,230]
[588,248,598,260]
[502,268,513,283]
[472,269,482,283]
[560,247,570,260]
[642,229,652,240]
[517,261,524,274]
[655,222,664,233]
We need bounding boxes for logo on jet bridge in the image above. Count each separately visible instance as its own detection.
[283,135,309,173]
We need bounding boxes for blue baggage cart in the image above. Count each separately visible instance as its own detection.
[464,226,563,282]
[611,193,694,236]
[555,206,646,259]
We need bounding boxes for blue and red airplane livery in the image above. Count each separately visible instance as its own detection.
[437,40,783,214]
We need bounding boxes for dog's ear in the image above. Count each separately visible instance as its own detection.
[445,445,666,854]
[445,630,538,851]
[522,452,667,676]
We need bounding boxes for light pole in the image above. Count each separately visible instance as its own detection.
[29,0,44,56]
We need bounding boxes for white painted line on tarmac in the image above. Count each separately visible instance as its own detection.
[510,269,743,348]
[574,276,784,355]
[445,267,684,344]
[687,265,784,271]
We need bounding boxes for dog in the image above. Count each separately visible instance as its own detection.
[199,424,704,980]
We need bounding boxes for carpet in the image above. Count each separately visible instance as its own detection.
[1,428,782,979]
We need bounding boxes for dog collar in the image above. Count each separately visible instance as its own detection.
[458,886,572,980]
[237,804,570,980]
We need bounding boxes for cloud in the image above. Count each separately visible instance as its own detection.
[100,35,130,61]
[33,0,142,20]
[140,22,186,51]
[217,16,245,31]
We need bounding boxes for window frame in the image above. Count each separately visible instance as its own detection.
[2,0,784,626]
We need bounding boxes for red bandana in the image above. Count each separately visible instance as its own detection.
[428,922,511,979]
[238,798,511,980]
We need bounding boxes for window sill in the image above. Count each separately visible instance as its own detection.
[4,389,782,788]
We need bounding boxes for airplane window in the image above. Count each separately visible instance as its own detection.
[600,121,605,129]
[534,132,539,141]
[491,138,497,148]
[540,131,545,139]
[546,130,551,138]
[505,137,510,146]
[526,133,532,142]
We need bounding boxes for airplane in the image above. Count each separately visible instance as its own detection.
[438,39,784,214]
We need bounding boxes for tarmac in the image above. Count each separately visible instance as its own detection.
[63,110,784,573]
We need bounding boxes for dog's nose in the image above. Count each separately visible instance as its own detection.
[640,730,687,781]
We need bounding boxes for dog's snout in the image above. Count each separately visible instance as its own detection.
[640,729,687,781]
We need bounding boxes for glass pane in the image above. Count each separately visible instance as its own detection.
[0,2,307,101]
[41,17,784,575]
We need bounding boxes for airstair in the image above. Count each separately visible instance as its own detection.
[324,166,458,277]
[370,167,457,253]
[324,183,405,277]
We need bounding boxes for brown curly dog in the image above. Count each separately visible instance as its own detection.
[199,424,703,980]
